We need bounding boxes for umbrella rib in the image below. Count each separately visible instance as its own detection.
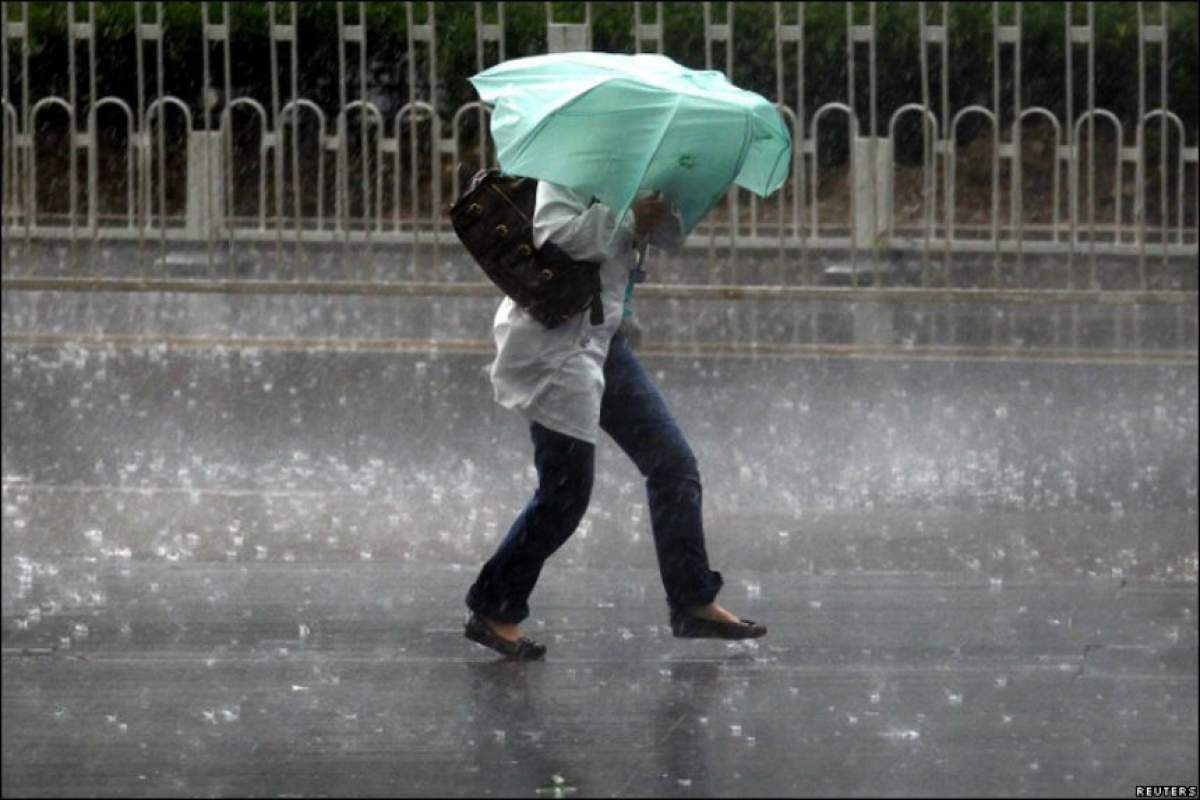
[761,136,792,195]
[736,120,792,196]
[731,112,755,194]
[502,77,614,171]
[630,94,686,212]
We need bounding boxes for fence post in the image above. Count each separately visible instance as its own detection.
[186,131,225,238]
[853,136,892,248]
[546,2,591,52]
[704,1,735,282]
[2,1,33,253]
[634,1,663,54]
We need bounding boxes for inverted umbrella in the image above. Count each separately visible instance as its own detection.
[469,52,791,237]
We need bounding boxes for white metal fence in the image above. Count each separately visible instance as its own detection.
[1,2,1196,292]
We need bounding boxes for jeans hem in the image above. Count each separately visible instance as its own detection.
[665,569,724,613]
[465,590,530,626]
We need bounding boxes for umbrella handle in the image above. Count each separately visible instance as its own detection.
[623,243,648,320]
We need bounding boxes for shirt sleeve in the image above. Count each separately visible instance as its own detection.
[532,181,624,263]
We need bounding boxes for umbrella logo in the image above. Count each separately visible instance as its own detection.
[676,153,697,170]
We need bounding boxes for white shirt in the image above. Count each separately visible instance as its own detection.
[488,180,638,444]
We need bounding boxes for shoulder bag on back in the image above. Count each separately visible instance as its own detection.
[450,169,604,329]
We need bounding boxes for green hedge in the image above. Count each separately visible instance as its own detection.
[11,1,1197,162]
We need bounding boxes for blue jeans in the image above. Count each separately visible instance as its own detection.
[466,331,724,624]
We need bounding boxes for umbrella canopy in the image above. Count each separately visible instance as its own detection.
[469,52,791,237]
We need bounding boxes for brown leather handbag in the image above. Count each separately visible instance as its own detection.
[450,169,604,329]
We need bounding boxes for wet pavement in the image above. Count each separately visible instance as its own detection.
[2,563,1197,797]
[3,288,1198,796]
[2,329,1195,579]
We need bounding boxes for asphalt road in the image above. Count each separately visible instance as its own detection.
[2,289,1196,797]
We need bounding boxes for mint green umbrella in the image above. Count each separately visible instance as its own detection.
[469,52,791,237]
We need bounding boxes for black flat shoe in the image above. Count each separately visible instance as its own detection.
[464,613,547,660]
[670,610,767,640]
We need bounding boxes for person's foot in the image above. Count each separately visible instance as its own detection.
[464,612,547,660]
[480,615,522,642]
[685,603,742,624]
[670,602,766,639]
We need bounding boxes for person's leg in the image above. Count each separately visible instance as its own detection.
[465,421,595,625]
[598,332,724,614]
